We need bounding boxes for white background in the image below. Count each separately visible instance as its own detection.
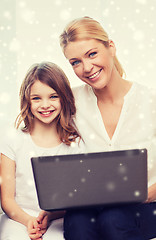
[0,0,156,137]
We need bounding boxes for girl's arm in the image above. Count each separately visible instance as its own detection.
[146,183,156,203]
[37,210,65,233]
[1,153,42,239]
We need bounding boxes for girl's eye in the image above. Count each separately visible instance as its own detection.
[89,52,97,57]
[31,97,40,100]
[71,60,80,66]
[50,95,59,99]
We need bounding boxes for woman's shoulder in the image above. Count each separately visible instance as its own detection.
[132,82,156,108]
[134,82,156,96]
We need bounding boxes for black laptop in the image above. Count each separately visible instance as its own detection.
[31,149,147,211]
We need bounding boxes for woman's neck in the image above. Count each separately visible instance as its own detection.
[30,120,62,148]
[94,68,132,103]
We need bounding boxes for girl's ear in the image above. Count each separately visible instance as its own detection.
[108,40,116,57]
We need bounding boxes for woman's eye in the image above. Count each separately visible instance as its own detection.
[89,52,97,57]
[71,60,80,66]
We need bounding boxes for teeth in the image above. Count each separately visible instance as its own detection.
[41,111,51,115]
[89,70,100,79]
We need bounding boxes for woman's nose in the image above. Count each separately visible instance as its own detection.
[83,60,93,73]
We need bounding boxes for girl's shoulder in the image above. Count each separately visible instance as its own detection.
[0,128,29,159]
[1,128,27,145]
[61,139,86,155]
[72,84,93,99]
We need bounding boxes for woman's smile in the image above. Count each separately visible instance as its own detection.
[65,39,115,89]
[87,69,102,81]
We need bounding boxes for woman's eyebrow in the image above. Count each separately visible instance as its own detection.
[85,48,98,56]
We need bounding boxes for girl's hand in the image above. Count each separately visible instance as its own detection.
[37,210,50,235]
[146,183,156,203]
[27,217,43,240]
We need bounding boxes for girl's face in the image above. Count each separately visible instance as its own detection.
[30,80,61,126]
[64,39,116,90]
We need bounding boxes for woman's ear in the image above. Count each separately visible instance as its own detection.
[108,40,116,57]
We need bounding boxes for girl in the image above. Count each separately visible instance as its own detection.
[0,62,83,240]
[58,16,156,240]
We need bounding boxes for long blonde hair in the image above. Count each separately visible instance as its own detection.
[60,16,124,77]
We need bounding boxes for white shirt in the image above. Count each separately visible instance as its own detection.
[0,130,84,212]
[73,82,156,187]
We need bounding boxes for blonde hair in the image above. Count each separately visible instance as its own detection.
[60,16,124,77]
[15,62,81,145]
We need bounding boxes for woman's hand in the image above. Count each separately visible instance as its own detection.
[146,183,156,203]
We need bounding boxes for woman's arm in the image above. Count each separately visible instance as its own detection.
[1,153,42,239]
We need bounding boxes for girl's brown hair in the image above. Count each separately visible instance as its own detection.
[15,62,81,145]
[60,16,125,77]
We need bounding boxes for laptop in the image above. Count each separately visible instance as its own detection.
[31,149,147,211]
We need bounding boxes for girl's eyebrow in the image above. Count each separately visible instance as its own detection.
[30,94,40,98]
[30,92,57,97]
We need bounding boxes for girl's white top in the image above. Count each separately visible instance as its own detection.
[73,82,156,187]
[0,131,84,213]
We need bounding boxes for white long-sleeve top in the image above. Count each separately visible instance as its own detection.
[73,82,156,187]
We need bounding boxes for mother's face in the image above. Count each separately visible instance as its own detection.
[64,39,116,90]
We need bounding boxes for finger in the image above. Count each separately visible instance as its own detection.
[27,221,34,233]
[29,227,41,234]
[34,219,40,229]
[37,211,46,223]
[29,232,43,240]
[40,228,47,235]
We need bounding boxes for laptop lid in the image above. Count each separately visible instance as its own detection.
[31,149,147,211]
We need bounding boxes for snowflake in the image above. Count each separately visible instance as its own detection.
[0,92,10,104]
[9,38,21,52]
[3,11,12,19]
[133,30,145,41]
[68,192,73,197]
[90,218,96,222]
[136,0,147,4]
[134,191,140,197]
[21,9,36,24]
[102,9,109,17]
[54,0,62,6]
[81,178,86,183]
[59,9,71,21]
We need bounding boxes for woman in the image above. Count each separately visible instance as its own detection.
[58,16,156,240]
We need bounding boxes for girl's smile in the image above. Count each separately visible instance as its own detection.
[30,80,61,125]
[38,110,55,117]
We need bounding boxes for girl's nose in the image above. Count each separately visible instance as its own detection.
[41,100,51,108]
